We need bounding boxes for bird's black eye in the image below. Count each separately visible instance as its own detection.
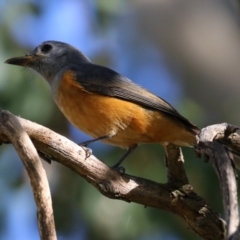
[40,44,52,53]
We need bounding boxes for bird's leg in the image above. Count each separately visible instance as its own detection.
[79,135,109,147]
[37,150,54,164]
[79,135,110,159]
[111,144,138,172]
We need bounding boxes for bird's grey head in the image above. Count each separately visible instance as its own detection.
[5,41,90,82]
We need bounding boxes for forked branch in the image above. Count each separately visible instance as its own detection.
[0,110,230,240]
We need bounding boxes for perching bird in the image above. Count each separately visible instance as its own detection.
[5,41,200,168]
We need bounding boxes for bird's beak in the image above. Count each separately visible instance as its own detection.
[5,55,34,67]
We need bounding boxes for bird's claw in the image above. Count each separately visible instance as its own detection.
[112,165,125,174]
[82,147,92,159]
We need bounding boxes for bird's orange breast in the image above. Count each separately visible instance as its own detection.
[54,70,196,148]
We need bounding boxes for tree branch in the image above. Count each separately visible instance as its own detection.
[197,123,240,240]
[0,111,57,240]
[0,110,226,239]
[165,144,189,184]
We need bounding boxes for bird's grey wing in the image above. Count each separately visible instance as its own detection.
[73,64,199,134]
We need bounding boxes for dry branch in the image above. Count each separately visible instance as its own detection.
[0,111,57,240]
[0,110,228,240]
[197,123,240,240]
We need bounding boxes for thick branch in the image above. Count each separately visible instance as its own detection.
[0,111,56,240]
[0,111,225,240]
[197,123,240,239]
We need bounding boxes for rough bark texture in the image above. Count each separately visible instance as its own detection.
[197,123,240,240]
[0,110,230,240]
[0,111,57,240]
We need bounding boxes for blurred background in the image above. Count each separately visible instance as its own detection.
[1,0,240,239]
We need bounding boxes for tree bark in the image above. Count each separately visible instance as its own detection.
[1,110,236,239]
[0,111,57,240]
[197,123,240,240]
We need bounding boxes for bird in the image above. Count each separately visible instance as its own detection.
[5,40,200,169]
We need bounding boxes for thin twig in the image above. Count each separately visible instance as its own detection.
[165,144,189,184]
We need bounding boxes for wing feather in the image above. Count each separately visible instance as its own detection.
[71,63,199,134]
